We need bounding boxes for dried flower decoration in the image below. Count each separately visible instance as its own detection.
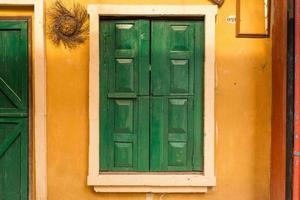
[47,0,88,49]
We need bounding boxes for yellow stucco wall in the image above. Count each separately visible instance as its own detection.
[0,0,272,199]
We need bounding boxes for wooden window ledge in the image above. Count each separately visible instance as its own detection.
[88,173,216,193]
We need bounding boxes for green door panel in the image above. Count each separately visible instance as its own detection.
[0,21,28,117]
[100,19,204,172]
[0,118,28,200]
[0,20,28,200]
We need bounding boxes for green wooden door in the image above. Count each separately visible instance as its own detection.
[0,20,29,200]
[100,19,204,172]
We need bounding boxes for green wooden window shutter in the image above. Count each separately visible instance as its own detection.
[0,20,29,200]
[150,21,204,171]
[100,20,150,171]
[100,19,204,172]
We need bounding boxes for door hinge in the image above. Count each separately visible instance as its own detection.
[149,65,152,71]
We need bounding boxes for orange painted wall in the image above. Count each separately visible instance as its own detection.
[47,0,272,199]
[0,0,272,199]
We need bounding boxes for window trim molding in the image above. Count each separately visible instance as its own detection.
[88,4,217,193]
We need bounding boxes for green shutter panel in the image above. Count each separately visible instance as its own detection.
[151,96,194,171]
[150,20,204,171]
[100,20,150,171]
[100,19,204,172]
[151,21,195,96]
[0,21,29,200]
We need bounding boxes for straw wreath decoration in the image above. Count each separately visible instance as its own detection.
[48,0,88,49]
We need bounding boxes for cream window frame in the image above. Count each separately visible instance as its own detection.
[0,0,47,199]
[88,4,217,193]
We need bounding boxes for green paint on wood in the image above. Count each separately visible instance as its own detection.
[0,20,29,200]
[100,19,204,172]
[100,20,150,171]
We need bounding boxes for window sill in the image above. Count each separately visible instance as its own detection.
[88,174,216,193]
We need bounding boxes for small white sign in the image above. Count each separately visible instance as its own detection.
[226,15,236,24]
